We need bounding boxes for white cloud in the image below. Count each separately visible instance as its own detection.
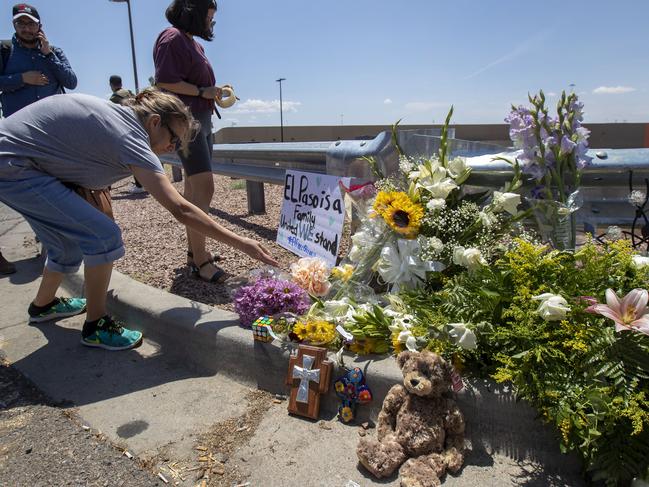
[231,99,301,114]
[546,92,557,97]
[404,101,446,113]
[384,98,393,104]
[592,86,636,95]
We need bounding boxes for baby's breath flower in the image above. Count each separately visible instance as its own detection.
[606,225,623,241]
[628,190,646,206]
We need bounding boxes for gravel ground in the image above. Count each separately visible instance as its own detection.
[111,174,350,310]
[0,358,162,487]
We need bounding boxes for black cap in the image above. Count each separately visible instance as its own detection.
[13,4,40,23]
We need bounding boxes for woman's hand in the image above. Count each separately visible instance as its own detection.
[238,238,279,266]
[200,86,222,100]
[130,169,280,267]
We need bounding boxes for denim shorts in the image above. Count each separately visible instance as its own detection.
[178,111,213,177]
[0,167,125,273]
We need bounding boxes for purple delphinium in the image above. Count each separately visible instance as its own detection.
[233,278,311,328]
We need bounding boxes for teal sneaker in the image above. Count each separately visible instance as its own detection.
[28,297,87,323]
[81,316,143,351]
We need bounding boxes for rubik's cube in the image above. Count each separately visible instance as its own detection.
[252,316,274,342]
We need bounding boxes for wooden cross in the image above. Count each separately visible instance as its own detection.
[286,344,332,420]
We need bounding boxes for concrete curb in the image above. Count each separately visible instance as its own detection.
[61,269,582,474]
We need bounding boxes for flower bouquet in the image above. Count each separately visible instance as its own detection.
[342,106,528,294]
[505,90,593,250]
[233,277,311,328]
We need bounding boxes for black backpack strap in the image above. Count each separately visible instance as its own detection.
[0,40,12,74]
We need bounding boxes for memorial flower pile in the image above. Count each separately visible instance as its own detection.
[233,95,649,484]
[326,101,647,484]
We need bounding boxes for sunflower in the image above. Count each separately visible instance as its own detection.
[373,191,424,238]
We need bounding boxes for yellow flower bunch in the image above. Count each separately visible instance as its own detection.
[348,338,378,355]
[293,319,336,344]
[373,191,424,239]
[331,264,354,282]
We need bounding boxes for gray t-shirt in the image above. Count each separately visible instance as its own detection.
[0,93,164,189]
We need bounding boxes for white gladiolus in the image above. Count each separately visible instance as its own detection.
[532,293,570,321]
[492,191,521,215]
[447,322,477,350]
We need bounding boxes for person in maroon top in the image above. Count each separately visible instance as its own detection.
[154,0,225,283]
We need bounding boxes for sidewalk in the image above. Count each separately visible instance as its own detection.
[0,202,585,486]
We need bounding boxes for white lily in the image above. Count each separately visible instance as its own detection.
[532,293,570,321]
[377,239,436,291]
[414,161,458,200]
[492,191,521,215]
[410,158,443,182]
[447,157,468,179]
[447,322,477,350]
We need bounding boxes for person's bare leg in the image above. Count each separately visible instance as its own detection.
[33,267,64,306]
[83,262,113,321]
[185,172,219,280]
[184,175,195,264]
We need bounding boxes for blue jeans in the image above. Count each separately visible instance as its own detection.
[0,168,124,273]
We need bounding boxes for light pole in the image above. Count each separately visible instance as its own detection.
[276,78,285,142]
[109,0,140,93]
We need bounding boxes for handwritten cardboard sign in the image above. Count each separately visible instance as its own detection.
[277,170,350,266]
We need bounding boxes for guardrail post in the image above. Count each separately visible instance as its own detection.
[246,181,266,214]
[171,165,183,182]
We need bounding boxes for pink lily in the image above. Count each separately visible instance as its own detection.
[585,288,649,336]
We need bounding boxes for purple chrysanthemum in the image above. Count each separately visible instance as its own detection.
[233,278,311,328]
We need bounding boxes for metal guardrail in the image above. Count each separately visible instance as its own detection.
[159,131,649,232]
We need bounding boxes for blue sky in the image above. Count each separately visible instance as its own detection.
[5,0,648,128]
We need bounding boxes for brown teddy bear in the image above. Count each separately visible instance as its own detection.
[356,350,465,487]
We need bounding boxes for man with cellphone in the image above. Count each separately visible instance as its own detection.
[0,3,77,117]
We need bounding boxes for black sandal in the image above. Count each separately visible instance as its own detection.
[195,260,226,283]
[187,251,223,269]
